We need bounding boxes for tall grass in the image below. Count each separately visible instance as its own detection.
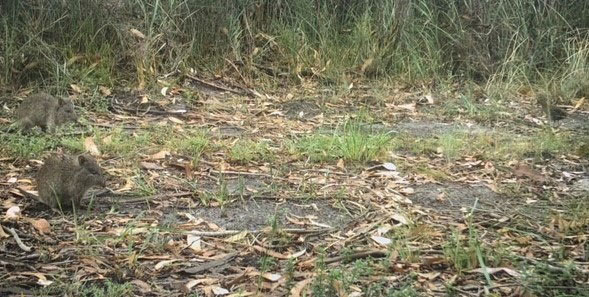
[0,0,588,93]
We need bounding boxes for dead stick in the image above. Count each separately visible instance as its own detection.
[299,250,387,269]
[324,250,387,264]
[225,58,249,86]
[182,252,238,274]
[209,169,290,181]
[6,227,31,252]
[117,191,193,204]
[91,123,142,130]
[189,228,333,237]
[185,74,245,96]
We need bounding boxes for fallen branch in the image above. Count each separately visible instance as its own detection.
[225,58,250,86]
[6,227,31,252]
[182,252,238,274]
[299,249,387,269]
[290,278,314,297]
[514,255,573,274]
[188,227,333,237]
[208,169,290,182]
[116,191,193,204]
[112,104,187,117]
[91,123,142,130]
[185,74,246,96]
[186,73,262,98]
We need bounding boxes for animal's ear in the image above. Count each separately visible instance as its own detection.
[78,155,87,165]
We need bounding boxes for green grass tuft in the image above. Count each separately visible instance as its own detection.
[229,139,274,164]
[292,121,392,163]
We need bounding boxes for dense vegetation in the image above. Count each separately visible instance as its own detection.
[1,0,588,95]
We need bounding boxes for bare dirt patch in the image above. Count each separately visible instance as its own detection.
[282,99,322,120]
[393,120,489,137]
[190,198,351,231]
[211,125,246,138]
[410,183,507,217]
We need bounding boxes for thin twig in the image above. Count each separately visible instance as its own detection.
[6,227,31,252]
[116,191,193,204]
[225,58,249,86]
[208,169,291,182]
[299,249,388,268]
[91,123,142,130]
[514,255,572,274]
[299,169,354,176]
[182,252,238,274]
[188,227,333,237]
[185,74,246,96]
[324,249,388,264]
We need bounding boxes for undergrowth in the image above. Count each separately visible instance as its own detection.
[0,1,588,95]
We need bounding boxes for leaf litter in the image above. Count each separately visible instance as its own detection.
[0,75,588,296]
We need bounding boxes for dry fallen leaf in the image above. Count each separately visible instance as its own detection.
[513,163,548,184]
[84,137,101,156]
[185,279,200,291]
[102,135,113,145]
[31,218,51,234]
[290,278,313,297]
[382,162,397,171]
[227,231,248,242]
[19,272,52,286]
[391,213,409,225]
[424,93,435,104]
[6,206,21,219]
[140,162,163,170]
[186,234,201,251]
[150,150,170,160]
[70,84,83,94]
[130,28,146,39]
[154,259,177,271]
[115,177,135,193]
[360,57,374,73]
[131,279,152,293]
[371,235,392,246]
[0,224,8,238]
[99,86,112,96]
[418,271,441,281]
[212,286,229,296]
[226,292,255,297]
[262,273,281,282]
[469,267,521,278]
[336,159,345,170]
[399,187,414,195]
[573,97,585,111]
[396,103,416,112]
[2,197,18,208]
[288,249,306,259]
[168,116,184,124]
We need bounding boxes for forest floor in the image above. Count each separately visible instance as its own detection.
[1,75,588,297]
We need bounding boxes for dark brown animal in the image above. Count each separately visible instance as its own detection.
[36,153,106,210]
[13,92,77,132]
[537,93,567,124]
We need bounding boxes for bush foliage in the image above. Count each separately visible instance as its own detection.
[1,0,588,91]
